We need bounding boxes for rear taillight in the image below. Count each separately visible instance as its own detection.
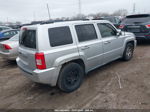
[35,53,46,70]
[119,25,125,29]
[145,24,150,28]
[145,35,150,37]
[3,44,12,50]
[21,27,28,30]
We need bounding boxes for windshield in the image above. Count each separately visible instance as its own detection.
[104,17,115,23]
[9,34,19,41]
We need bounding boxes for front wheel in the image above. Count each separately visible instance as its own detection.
[122,43,134,61]
[57,63,84,93]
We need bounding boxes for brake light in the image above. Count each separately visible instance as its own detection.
[145,35,150,37]
[119,25,125,29]
[145,24,150,28]
[3,44,12,50]
[35,53,46,70]
[21,27,27,30]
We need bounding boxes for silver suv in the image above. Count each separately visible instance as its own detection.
[17,20,136,93]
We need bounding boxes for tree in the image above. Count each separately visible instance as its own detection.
[112,9,128,17]
[71,14,87,20]
[87,12,110,20]
[15,21,22,25]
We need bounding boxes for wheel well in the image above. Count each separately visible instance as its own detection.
[57,59,86,86]
[62,59,85,73]
[71,59,85,72]
[127,41,134,46]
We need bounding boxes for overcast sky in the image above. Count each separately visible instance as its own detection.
[0,0,149,23]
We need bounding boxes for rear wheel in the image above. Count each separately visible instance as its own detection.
[58,63,84,93]
[122,43,134,61]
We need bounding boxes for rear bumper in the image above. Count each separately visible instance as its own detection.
[122,28,150,40]
[16,57,61,86]
[133,32,150,40]
[0,51,17,60]
[136,36,150,40]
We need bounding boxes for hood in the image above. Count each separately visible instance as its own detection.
[123,31,135,37]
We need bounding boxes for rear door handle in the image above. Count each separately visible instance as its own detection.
[104,41,111,44]
[81,46,90,50]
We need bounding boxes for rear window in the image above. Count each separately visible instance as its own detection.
[0,27,9,31]
[3,31,11,37]
[20,30,36,49]
[122,14,150,24]
[126,14,150,18]
[9,34,19,41]
[48,26,73,47]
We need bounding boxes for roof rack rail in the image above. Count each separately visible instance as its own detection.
[40,20,65,25]
[40,19,90,25]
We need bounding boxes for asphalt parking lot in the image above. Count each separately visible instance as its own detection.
[0,43,150,109]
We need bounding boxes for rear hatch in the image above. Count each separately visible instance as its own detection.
[121,14,150,34]
[18,27,37,71]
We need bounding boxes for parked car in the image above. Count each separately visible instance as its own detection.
[0,26,11,32]
[17,20,136,93]
[0,34,19,60]
[8,25,21,29]
[0,29,19,41]
[102,16,121,28]
[119,14,150,41]
[93,17,121,28]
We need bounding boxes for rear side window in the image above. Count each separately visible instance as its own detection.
[75,24,98,42]
[48,26,73,47]
[20,30,36,49]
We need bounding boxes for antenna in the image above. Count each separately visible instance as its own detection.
[47,3,51,20]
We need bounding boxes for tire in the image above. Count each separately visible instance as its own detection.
[58,63,84,93]
[122,43,134,61]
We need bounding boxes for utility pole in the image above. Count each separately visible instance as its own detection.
[78,0,81,15]
[47,3,51,20]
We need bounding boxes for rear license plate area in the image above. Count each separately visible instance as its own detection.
[127,26,141,33]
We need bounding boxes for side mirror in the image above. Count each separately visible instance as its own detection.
[117,29,122,36]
